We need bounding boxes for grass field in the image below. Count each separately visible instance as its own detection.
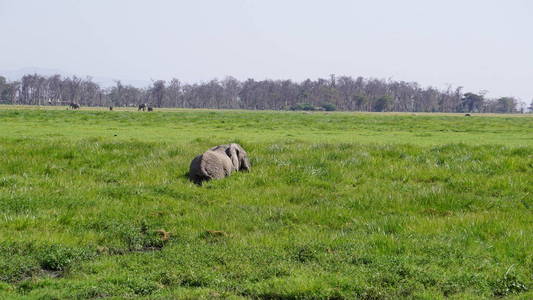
[0,106,532,299]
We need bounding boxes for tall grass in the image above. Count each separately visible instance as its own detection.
[0,108,531,298]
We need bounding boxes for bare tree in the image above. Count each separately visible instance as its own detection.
[0,73,523,113]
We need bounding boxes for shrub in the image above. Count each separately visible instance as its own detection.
[290,103,315,111]
[321,103,336,111]
[492,273,528,297]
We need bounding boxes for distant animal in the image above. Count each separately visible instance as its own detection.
[68,102,80,110]
[465,113,471,117]
[138,103,147,111]
[109,106,113,111]
[189,143,251,184]
[147,106,153,112]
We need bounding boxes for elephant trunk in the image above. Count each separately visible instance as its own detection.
[240,156,251,171]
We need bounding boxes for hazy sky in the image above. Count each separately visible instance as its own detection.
[1,0,532,101]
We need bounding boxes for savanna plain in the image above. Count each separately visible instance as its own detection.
[0,106,532,299]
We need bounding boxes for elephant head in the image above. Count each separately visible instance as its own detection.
[225,143,251,171]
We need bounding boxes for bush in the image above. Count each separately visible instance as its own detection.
[290,103,315,111]
[321,103,336,111]
[492,273,528,297]
[37,245,95,272]
[290,103,336,111]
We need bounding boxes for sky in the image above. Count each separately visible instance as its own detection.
[1,0,532,102]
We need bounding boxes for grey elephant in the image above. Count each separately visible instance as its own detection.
[189,143,251,184]
[68,102,80,110]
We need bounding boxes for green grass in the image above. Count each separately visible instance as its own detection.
[0,107,532,299]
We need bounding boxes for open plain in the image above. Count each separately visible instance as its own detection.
[0,107,532,299]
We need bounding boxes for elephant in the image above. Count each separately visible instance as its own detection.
[68,102,80,110]
[189,143,251,184]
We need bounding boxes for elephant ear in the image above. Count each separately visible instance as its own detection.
[226,144,240,171]
[235,144,251,171]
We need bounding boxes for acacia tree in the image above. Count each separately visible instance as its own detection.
[166,79,182,107]
[150,80,165,107]
[374,95,394,112]
[462,92,484,112]
[0,76,6,102]
[495,97,517,113]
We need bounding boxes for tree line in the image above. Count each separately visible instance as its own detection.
[0,73,529,113]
